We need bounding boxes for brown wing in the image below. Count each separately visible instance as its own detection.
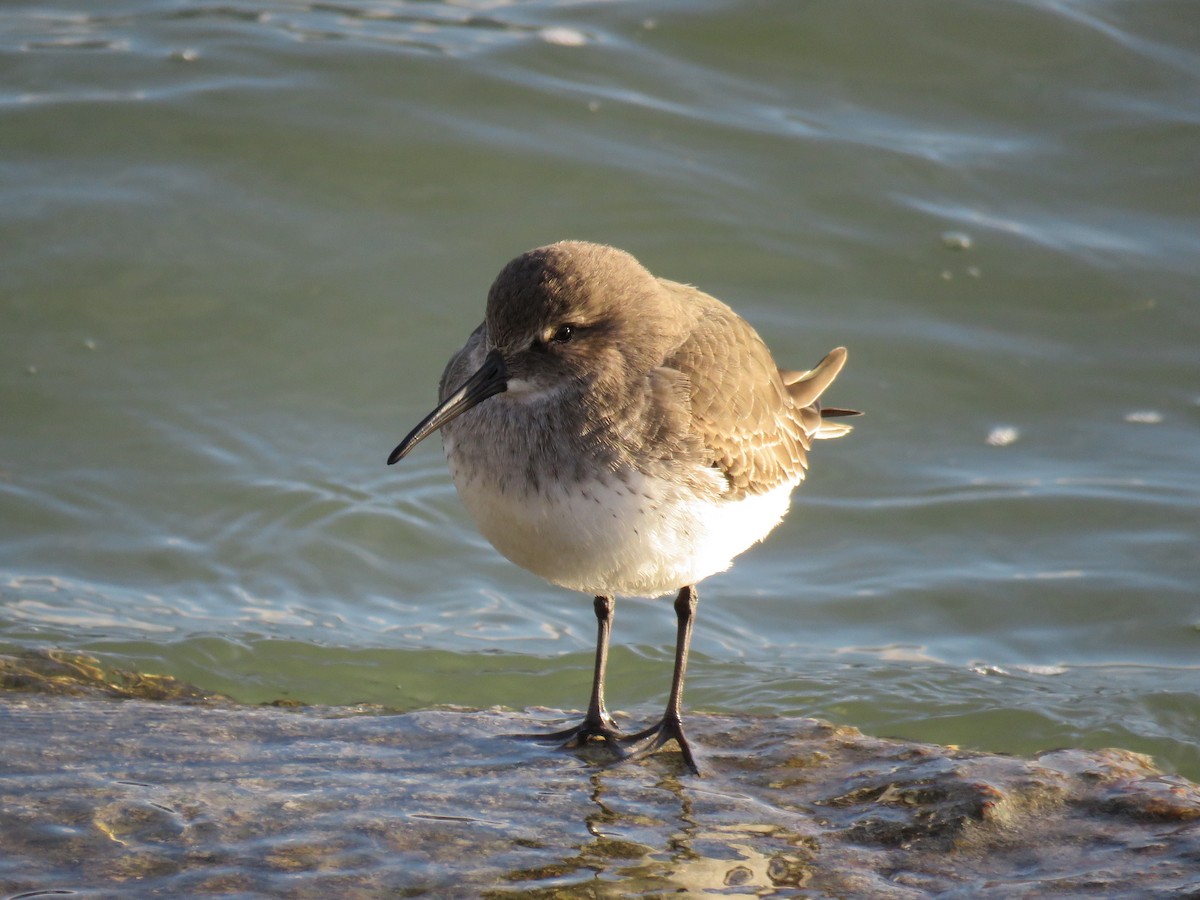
[654,281,814,499]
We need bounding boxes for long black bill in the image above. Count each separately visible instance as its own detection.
[387,349,507,465]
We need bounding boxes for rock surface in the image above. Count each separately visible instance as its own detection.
[1,651,1198,897]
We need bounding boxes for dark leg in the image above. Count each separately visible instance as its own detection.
[583,594,618,732]
[514,595,624,748]
[621,585,701,775]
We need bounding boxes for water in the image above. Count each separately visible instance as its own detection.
[3,0,1199,786]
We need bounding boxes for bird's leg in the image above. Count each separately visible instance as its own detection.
[621,585,701,775]
[514,595,625,748]
[582,594,619,733]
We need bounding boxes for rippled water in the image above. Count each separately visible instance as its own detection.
[3,0,1198,780]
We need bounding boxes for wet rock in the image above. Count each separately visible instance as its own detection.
[0,649,230,702]
[0,684,1197,895]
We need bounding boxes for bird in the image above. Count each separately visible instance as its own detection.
[387,240,857,774]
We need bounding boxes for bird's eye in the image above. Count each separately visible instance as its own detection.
[551,324,575,344]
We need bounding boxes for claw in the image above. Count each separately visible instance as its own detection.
[510,716,626,752]
[620,714,700,775]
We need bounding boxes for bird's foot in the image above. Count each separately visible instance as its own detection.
[620,714,700,775]
[509,713,626,753]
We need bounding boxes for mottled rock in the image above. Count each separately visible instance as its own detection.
[0,656,1198,896]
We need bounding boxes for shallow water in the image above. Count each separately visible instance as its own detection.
[3,0,1199,786]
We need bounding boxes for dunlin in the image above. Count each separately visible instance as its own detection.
[388,241,857,774]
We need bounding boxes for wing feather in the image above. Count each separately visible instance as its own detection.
[653,281,848,498]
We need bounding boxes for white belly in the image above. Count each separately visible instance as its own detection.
[445,436,794,598]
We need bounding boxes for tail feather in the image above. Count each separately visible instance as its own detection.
[814,418,855,439]
[782,347,861,440]
[780,346,848,408]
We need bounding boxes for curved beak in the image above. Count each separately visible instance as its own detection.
[387,349,507,464]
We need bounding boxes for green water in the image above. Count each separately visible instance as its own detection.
[2,0,1199,778]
